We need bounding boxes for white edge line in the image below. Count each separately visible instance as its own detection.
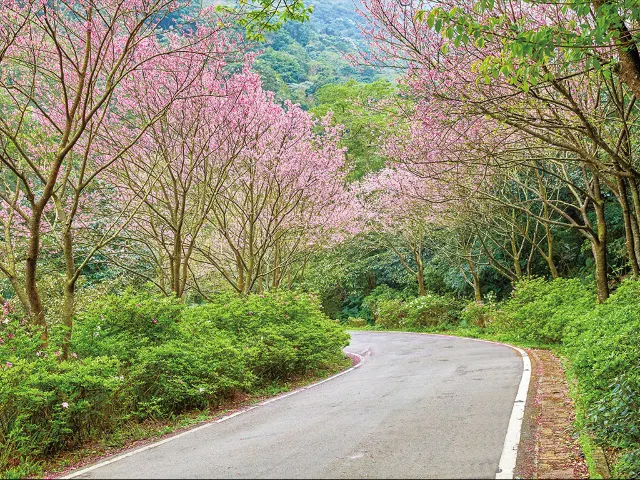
[61,350,367,479]
[353,330,531,479]
[495,344,530,479]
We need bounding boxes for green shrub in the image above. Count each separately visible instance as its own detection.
[563,279,640,458]
[370,294,463,330]
[460,301,497,328]
[1,289,350,476]
[495,277,595,344]
[613,449,640,478]
[361,285,407,323]
[347,317,367,327]
[128,333,247,418]
[0,356,121,464]
[181,290,349,384]
[340,293,368,322]
[403,294,463,328]
[585,373,640,448]
[0,303,46,364]
[373,298,408,329]
[72,289,184,362]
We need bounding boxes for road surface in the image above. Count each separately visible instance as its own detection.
[68,331,524,479]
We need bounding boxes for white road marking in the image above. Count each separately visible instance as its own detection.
[495,345,531,479]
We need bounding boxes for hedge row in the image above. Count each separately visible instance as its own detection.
[0,290,349,477]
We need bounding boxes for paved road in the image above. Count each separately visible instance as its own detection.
[69,331,523,479]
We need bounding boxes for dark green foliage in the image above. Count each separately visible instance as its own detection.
[586,373,640,449]
[302,237,418,321]
[361,284,408,324]
[613,449,640,479]
[255,0,393,107]
[340,293,368,322]
[257,49,307,83]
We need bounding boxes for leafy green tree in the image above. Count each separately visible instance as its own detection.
[311,79,400,180]
[253,0,393,104]
[252,62,292,100]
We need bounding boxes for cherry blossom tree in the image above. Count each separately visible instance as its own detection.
[107,70,350,299]
[357,0,640,301]
[108,68,258,299]
[0,0,238,348]
[195,85,350,295]
[355,167,440,296]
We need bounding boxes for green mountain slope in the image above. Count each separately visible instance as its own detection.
[255,0,386,107]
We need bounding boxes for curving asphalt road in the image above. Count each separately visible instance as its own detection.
[67,331,523,479]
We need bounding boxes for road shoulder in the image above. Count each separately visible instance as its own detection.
[515,349,589,479]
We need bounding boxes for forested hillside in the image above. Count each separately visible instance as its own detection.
[255,0,388,107]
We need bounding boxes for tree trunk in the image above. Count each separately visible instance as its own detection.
[628,178,640,265]
[588,0,640,101]
[536,167,559,278]
[256,273,263,294]
[25,209,47,341]
[416,268,426,296]
[471,271,482,302]
[60,210,77,360]
[592,240,609,303]
[272,241,280,289]
[467,258,482,302]
[592,177,610,302]
[415,252,426,296]
[2,214,31,312]
[546,252,559,279]
[172,235,182,297]
[7,276,30,313]
[236,251,245,293]
[616,176,639,278]
[511,236,523,278]
[61,280,75,359]
[179,256,188,301]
